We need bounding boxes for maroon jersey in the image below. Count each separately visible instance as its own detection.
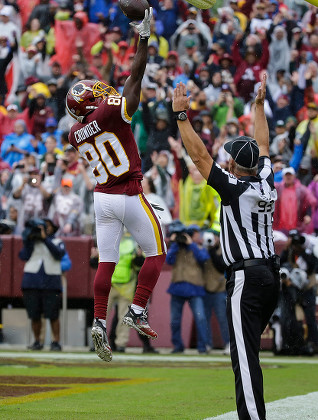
[68,96,143,195]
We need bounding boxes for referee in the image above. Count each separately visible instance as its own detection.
[172,75,280,420]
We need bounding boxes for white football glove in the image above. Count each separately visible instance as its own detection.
[130,7,153,39]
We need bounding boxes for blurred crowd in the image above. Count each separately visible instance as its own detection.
[0,0,318,352]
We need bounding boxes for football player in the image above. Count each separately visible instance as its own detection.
[66,8,166,362]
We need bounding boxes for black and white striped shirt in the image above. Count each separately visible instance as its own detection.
[207,156,277,266]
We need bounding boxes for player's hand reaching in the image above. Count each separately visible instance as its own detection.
[130,7,153,39]
[173,82,191,112]
[255,73,267,106]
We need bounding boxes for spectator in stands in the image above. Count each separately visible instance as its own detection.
[1,120,34,168]
[0,5,20,45]
[229,0,247,32]
[187,90,209,123]
[40,152,58,198]
[42,117,62,147]
[145,150,175,212]
[147,41,164,66]
[203,71,223,107]
[43,135,63,161]
[149,18,169,59]
[19,217,65,351]
[33,34,52,80]
[249,2,272,34]
[191,115,211,155]
[12,167,51,234]
[27,0,55,33]
[49,61,63,83]
[4,204,18,233]
[268,26,290,78]
[45,80,59,120]
[0,168,12,218]
[211,84,244,129]
[273,167,317,234]
[166,223,210,354]
[53,10,100,73]
[234,43,269,103]
[179,38,203,70]
[24,92,54,137]
[296,102,318,158]
[20,18,45,50]
[48,178,83,237]
[62,144,80,180]
[0,104,20,144]
[85,0,110,24]
[271,92,294,127]
[270,120,292,163]
[308,175,318,234]
[213,6,240,47]
[0,35,15,105]
[199,111,219,156]
[142,100,176,170]
[18,45,42,87]
[113,40,134,71]
[75,158,95,235]
[152,0,178,40]
[172,20,208,59]
[178,160,220,228]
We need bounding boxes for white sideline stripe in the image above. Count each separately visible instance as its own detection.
[204,392,318,420]
[0,351,318,364]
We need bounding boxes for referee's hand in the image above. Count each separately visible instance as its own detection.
[255,73,267,106]
[173,82,191,112]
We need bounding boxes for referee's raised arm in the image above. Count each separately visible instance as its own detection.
[172,82,213,181]
[254,73,270,158]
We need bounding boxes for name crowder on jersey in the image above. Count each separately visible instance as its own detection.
[74,120,102,143]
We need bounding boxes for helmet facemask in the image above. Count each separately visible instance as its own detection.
[66,80,120,123]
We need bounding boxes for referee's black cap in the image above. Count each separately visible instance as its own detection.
[224,136,259,168]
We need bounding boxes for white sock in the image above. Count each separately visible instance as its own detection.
[97,318,106,328]
[130,304,144,315]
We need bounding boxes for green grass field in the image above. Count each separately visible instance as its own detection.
[0,351,317,420]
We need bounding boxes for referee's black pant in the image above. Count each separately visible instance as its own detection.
[226,264,280,420]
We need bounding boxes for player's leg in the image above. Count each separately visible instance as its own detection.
[121,193,166,338]
[93,193,124,319]
[91,192,124,362]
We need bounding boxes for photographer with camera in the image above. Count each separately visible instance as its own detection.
[166,222,210,354]
[12,167,51,234]
[202,229,230,354]
[277,229,318,355]
[19,217,65,351]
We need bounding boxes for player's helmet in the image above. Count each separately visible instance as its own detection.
[66,79,120,123]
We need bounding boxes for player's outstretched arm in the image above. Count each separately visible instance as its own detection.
[123,8,152,117]
[173,82,213,181]
[254,73,270,157]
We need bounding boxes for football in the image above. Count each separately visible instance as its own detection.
[119,0,150,21]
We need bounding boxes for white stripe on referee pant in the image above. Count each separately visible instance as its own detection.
[232,269,260,420]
